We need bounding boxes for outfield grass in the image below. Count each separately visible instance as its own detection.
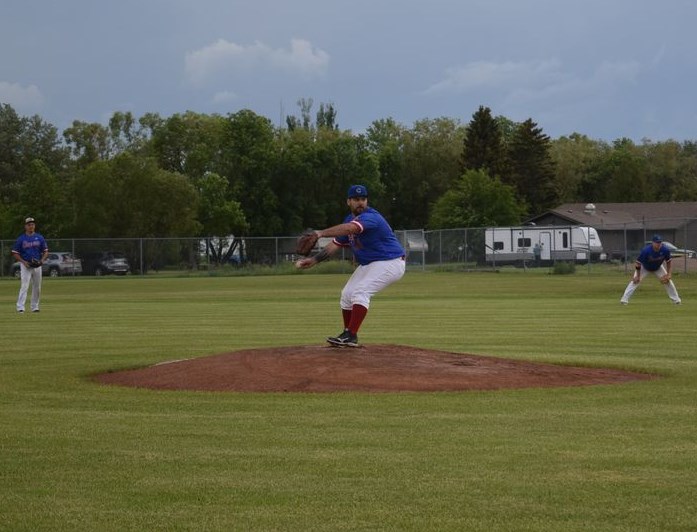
[1,271,696,531]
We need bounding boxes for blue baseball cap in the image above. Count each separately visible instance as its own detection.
[347,184,368,198]
[652,234,663,243]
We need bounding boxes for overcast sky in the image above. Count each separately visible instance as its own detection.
[2,0,695,142]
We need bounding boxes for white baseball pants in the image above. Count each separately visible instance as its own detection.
[621,263,681,304]
[17,263,43,312]
[340,257,405,310]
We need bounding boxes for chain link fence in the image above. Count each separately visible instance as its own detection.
[3,219,697,278]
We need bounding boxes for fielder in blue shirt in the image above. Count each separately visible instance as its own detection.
[295,184,406,347]
[12,217,49,313]
[620,234,681,305]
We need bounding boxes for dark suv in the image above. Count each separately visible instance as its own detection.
[82,251,131,276]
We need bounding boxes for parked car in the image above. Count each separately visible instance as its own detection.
[82,251,131,276]
[12,251,83,278]
[644,241,696,259]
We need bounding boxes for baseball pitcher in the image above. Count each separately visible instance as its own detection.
[295,185,406,347]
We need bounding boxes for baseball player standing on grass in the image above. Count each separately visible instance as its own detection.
[12,217,49,313]
[295,185,406,347]
[620,234,681,305]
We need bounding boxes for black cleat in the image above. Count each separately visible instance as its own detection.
[326,329,359,348]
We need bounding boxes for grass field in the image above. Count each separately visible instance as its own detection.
[1,270,696,531]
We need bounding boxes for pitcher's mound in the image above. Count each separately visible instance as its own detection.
[94,344,656,393]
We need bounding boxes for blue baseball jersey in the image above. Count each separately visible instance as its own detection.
[334,207,405,265]
[636,243,671,272]
[12,233,48,262]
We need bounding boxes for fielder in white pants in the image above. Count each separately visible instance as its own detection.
[621,235,681,305]
[621,263,681,304]
[17,262,44,312]
[12,217,49,313]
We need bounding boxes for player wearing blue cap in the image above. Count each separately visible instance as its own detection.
[620,234,681,305]
[295,184,406,347]
[12,217,49,313]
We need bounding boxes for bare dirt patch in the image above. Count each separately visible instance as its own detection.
[93,344,656,393]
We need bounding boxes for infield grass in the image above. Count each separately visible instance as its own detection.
[1,270,696,531]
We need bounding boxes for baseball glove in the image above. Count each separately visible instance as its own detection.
[28,258,42,268]
[296,229,319,256]
[660,273,671,284]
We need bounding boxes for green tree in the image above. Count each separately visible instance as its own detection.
[461,105,508,179]
[108,111,149,155]
[672,141,697,200]
[195,172,248,264]
[596,138,652,202]
[642,139,693,201]
[196,172,248,237]
[395,117,466,229]
[0,104,26,201]
[220,110,280,235]
[365,118,407,223]
[316,103,338,130]
[275,127,381,233]
[429,169,524,229]
[0,105,70,237]
[16,160,65,238]
[0,104,68,202]
[70,153,200,237]
[507,118,557,216]
[147,112,226,180]
[550,133,608,202]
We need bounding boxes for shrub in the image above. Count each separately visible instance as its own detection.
[552,261,576,275]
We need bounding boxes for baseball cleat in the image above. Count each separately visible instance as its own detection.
[326,329,359,348]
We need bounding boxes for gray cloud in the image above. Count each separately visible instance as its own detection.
[0,81,44,111]
[185,38,330,87]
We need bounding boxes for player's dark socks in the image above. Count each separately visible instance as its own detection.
[342,308,352,329]
[348,304,368,335]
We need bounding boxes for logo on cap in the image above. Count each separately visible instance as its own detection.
[25,217,35,224]
[347,185,368,198]
[652,234,662,243]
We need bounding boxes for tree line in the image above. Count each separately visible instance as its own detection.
[2,100,697,240]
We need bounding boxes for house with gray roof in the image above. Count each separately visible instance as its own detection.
[526,202,697,261]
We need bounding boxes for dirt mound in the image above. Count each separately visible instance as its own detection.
[94,344,656,393]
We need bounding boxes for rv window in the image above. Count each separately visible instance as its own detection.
[517,238,531,247]
[494,241,504,251]
[562,233,568,248]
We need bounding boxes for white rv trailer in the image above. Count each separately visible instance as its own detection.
[485,225,604,265]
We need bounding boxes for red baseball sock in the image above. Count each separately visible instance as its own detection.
[342,308,352,329]
[348,304,368,335]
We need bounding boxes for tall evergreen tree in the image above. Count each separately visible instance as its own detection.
[461,105,508,178]
[507,118,557,216]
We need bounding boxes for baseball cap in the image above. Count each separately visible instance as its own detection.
[652,234,663,243]
[347,184,368,198]
[24,217,36,224]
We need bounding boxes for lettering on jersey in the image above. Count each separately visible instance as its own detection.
[22,239,42,250]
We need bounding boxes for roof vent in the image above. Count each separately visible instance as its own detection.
[584,203,596,215]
